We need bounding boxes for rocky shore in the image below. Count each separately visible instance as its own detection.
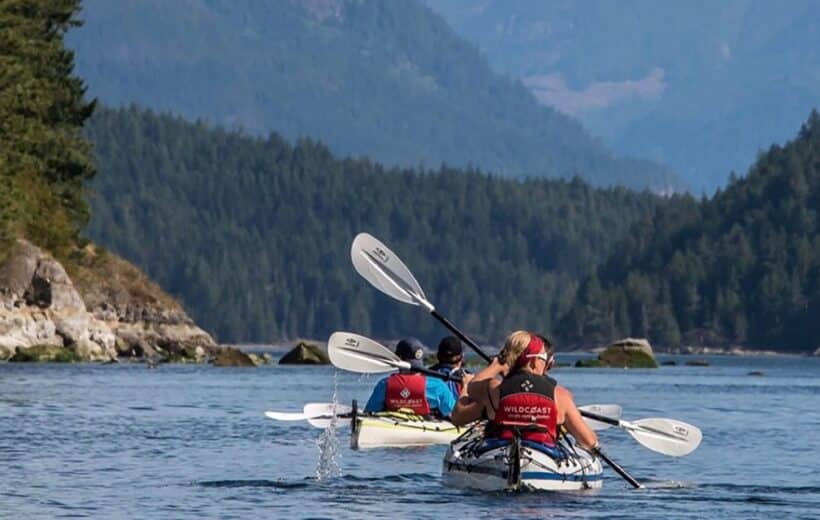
[0,239,217,362]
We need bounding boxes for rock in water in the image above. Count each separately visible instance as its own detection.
[279,342,329,365]
[685,359,710,366]
[576,338,659,368]
[599,338,658,368]
[212,347,256,367]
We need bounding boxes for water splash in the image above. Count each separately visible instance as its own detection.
[315,371,342,480]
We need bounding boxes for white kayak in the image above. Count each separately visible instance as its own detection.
[351,403,465,449]
[442,424,604,492]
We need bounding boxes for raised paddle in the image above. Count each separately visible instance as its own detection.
[328,332,625,432]
[351,233,491,363]
[350,233,697,488]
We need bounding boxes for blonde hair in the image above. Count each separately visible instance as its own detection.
[498,330,555,367]
[498,330,534,366]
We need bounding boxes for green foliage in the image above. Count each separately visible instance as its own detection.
[66,0,681,191]
[559,111,820,353]
[0,0,96,259]
[85,105,664,345]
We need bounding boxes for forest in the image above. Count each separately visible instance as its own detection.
[559,112,820,352]
[85,105,667,344]
[0,0,95,263]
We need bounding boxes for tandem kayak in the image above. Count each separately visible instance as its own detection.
[442,424,604,492]
[350,402,465,449]
[351,413,463,449]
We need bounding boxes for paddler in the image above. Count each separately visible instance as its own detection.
[428,335,470,400]
[464,330,598,450]
[363,338,457,418]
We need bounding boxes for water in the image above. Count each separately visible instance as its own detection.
[1,355,818,519]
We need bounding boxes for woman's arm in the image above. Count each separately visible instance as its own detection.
[450,373,484,426]
[466,357,507,406]
[557,386,598,450]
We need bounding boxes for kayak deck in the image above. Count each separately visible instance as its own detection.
[442,424,604,492]
[350,402,464,449]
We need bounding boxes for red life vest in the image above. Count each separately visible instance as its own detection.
[491,372,558,445]
[385,373,430,415]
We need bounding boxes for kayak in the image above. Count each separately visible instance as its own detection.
[442,423,604,492]
[350,401,465,449]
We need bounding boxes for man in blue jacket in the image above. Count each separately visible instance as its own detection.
[429,335,470,400]
[364,338,456,418]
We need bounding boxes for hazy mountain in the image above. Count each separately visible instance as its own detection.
[67,0,682,191]
[427,0,819,192]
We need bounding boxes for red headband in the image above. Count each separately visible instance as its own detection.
[514,333,544,368]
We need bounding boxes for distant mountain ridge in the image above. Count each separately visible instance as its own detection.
[67,0,682,191]
[427,0,819,193]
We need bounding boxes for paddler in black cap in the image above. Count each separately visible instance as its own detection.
[363,338,457,418]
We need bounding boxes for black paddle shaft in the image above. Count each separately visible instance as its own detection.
[594,448,642,489]
[430,310,492,363]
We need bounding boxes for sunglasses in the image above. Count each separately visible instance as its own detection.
[525,352,552,363]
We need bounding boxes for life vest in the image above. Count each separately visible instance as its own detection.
[384,373,430,415]
[491,371,558,445]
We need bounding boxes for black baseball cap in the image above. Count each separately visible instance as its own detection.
[395,337,425,369]
[436,336,463,359]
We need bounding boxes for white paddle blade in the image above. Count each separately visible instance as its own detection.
[304,403,354,429]
[264,411,307,421]
[327,331,410,374]
[350,233,433,311]
[578,404,623,430]
[626,418,703,457]
[303,403,353,419]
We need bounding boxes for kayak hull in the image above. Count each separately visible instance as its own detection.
[351,409,464,449]
[352,414,464,449]
[442,426,604,492]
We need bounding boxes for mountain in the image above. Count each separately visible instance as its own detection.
[558,111,820,353]
[84,104,666,344]
[426,0,820,193]
[66,0,682,191]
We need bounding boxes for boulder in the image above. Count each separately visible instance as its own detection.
[213,346,257,367]
[10,344,79,362]
[661,360,678,366]
[279,342,330,365]
[577,338,658,368]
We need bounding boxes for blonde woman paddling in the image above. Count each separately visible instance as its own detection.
[463,330,598,450]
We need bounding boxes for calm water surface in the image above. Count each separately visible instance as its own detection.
[1,354,818,519]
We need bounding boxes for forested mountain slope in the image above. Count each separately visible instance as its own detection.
[559,111,820,353]
[68,0,681,191]
[85,105,666,343]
